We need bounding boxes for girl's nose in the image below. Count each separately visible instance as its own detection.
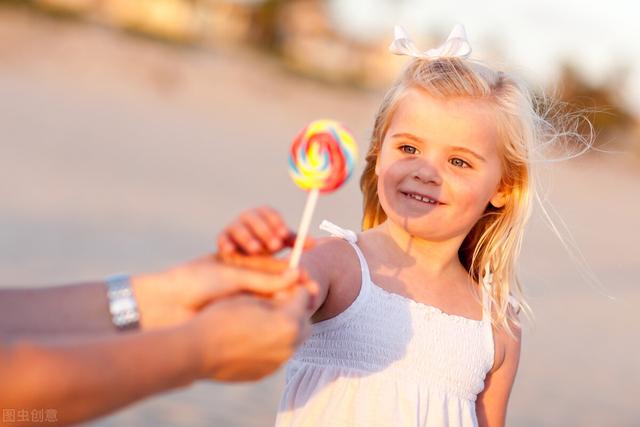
[412,160,442,186]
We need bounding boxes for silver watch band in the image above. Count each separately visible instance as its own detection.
[106,275,140,330]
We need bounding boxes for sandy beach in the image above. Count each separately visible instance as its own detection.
[1,6,638,426]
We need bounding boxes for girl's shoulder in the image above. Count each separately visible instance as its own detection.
[302,235,361,278]
[303,236,364,323]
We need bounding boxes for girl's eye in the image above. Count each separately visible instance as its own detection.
[400,145,417,155]
[450,158,470,168]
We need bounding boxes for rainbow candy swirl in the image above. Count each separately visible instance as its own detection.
[288,119,358,193]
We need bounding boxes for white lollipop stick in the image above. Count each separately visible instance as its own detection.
[288,188,319,269]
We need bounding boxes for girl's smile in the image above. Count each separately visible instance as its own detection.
[400,190,444,206]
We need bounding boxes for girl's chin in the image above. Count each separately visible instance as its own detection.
[387,205,442,222]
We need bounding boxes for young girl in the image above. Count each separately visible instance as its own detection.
[218,25,560,426]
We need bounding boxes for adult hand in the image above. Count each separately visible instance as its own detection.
[132,255,317,330]
[187,286,313,381]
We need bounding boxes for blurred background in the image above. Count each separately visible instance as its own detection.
[0,0,638,426]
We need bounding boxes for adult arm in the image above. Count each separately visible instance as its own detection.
[0,282,114,337]
[0,255,310,338]
[0,288,311,426]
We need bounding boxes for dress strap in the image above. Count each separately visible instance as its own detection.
[318,220,358,243]
[318,220,372,285]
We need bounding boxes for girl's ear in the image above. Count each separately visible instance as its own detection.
[374,160,380,176]
[489,189,508,208]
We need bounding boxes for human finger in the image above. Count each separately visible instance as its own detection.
[301,278,319,311]
[270,283,314,312]
[278,287,311,321]
[215,253,289,274]
[277,287,312,345]
[226,221,265,255]
[219,264,303,295]
[217,233,238,256]
[240,210,284,252]
[256,206,290,239]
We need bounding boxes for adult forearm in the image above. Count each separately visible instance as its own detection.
[0,327,200,426]
[0,283,114,337]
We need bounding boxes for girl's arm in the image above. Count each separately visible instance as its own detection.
[476,319,522,427]
[217,206,332,315]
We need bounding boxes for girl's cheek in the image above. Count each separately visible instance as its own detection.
[467,186,494,214]
[378,162,403,186]
[378,171,396,206]
[453,181,483,210]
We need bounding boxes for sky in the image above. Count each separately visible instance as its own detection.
[329,0,640,116]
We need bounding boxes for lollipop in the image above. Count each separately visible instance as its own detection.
[288,119,357,193]
[287,119,358,268]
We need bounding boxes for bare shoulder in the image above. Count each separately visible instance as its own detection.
[302,236,359,272]
[302,236,362,323]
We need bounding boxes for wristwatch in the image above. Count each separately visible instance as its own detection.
[106,275,141,331]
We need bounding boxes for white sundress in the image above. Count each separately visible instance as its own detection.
[275,221,495,427]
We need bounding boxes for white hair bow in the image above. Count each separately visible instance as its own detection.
[389,24,472,60]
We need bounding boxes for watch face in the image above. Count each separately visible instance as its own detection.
[106,276,140,330]
[111,297,136,312]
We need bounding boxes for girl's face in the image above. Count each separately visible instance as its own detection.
[376,88,507,241]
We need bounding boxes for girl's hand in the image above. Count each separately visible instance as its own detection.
[217,206,315,256]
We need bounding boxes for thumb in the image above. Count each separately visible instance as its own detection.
[276,287,312,345]
[277,286,311,320]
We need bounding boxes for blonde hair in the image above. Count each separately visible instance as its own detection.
[360,57,589,337]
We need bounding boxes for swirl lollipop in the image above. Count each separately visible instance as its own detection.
[287,119,358,268]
